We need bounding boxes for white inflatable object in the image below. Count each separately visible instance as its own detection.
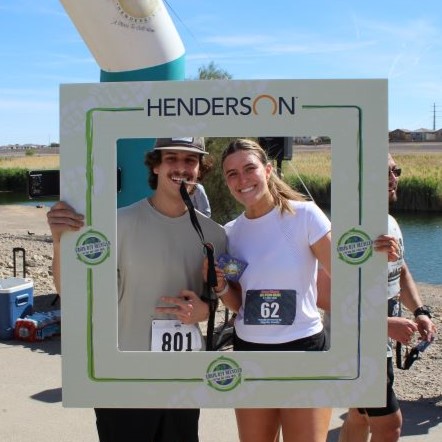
[59,0,185,72]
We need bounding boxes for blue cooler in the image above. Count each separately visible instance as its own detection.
[0,277,34,340]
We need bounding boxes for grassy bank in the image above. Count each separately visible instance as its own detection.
[1,150,441,213]
[282,151,442,212]
[0,155,59,192]
[0,154,60,170]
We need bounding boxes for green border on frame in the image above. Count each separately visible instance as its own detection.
[84,105,365,385]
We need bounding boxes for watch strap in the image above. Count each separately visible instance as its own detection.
[413,305,432,319]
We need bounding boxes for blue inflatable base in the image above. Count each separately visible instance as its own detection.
[100,56,185,208]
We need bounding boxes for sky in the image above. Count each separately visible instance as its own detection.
[1,0,441,146]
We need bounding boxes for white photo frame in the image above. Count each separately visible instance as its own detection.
[60,79,388,407]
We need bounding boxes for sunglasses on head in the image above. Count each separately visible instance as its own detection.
[389,167,401,177]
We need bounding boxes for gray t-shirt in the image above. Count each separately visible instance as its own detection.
[117,199,226,350]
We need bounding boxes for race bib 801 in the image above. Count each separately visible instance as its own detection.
[151,320,203,352]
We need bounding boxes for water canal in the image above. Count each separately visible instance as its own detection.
[1,192,441,285]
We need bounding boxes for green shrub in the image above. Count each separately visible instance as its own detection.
[0,168,28,192]
[203,137,243,224]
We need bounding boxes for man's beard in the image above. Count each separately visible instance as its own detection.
[389,188,398,204]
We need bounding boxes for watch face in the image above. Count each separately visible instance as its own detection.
[415,306,432,318]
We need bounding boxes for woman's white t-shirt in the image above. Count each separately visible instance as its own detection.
[224,201,331,344]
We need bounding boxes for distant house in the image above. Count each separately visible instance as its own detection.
[389,128,442,142]
[413,128,439,142]
[389,129,412,142]
[22,144,41,150]
[294,136,312,144]
[293,136,324,145]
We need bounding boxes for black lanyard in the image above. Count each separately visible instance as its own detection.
[395,300,404,368]
[180,181,218,350]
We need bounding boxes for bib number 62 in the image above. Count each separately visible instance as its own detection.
[261,301,280,319]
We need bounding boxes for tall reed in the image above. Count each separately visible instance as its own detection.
[283,151,442,212]
[0,155,59,170]
[1,149,441,212]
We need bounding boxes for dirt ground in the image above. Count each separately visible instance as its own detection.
[0,204,51,235]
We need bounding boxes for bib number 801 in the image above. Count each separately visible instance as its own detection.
[162,331,193,352]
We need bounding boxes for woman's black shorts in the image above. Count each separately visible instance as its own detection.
[233,329,328,351]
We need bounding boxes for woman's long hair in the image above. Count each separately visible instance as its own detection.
[221,138,306,214]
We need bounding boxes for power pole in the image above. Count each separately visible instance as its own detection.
[433,103,441,130]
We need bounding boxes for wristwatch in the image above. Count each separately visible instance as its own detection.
[413,305,432,319]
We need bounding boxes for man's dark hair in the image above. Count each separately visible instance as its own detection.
[144,150,214,189]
